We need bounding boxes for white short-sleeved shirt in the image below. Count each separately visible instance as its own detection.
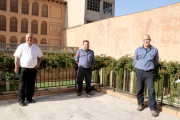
[14,43,43,68]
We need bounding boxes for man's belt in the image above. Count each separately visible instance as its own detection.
[138,69,154,72]
[79,67,91,70]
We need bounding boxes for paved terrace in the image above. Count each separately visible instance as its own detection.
[0,91,179,120]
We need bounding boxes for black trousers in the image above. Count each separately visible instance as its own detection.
[18,67,37,102]
[77,67,92,94]
[136,69,157,110]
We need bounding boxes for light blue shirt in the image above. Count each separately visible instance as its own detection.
[75,48,95,68]
[134,45,159,70]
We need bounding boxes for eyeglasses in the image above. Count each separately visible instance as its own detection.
[27,37,33,39]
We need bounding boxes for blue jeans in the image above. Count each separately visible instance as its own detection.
[77,67,92,94]
[136,69,157,110]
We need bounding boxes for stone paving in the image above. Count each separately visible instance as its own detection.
[0,91,179,120]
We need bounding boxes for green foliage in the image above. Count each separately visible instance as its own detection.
[1,51,180,105]
[0,52,78,92]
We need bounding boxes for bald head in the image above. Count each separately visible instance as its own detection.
[143,34,151,40]
[142,34,151,49]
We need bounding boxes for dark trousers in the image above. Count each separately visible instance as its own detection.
[77,67,92,94]
[136,69,157,110]
[18,67,37,102]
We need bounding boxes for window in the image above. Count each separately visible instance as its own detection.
[10,36,17,43]
[33,38,37,44]
[10,0,18,12]
[10,17,17,32]
[31,20,38,34]
[0,15,6,31]
[41,21,47,34]
[40,38,46,45]
[22,0,29,14]
[21,18,28,33]
[32,2,39,16]
[42,4,48,17]
[103,2,112,15]
[0,0,6,11]
[87,0,100,12]
[0,35,6,43]
[21,37,26,43]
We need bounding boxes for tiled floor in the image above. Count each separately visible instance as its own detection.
[0,91,179,120]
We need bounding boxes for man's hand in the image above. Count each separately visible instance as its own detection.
[14,67,19,73]
[35,63,40,69]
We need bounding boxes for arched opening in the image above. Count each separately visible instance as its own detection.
[0,15,6,31]
[21,18,28,33]
[42,4,48,17]
[32,2,39,16]
[22,0,29,14]
[31,20,38,34]
[10,17,17,32]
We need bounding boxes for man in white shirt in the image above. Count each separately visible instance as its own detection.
[14,33,43,106]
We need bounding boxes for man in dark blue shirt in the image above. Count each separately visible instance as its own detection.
[134,34,159,117]
[75,40,95,96]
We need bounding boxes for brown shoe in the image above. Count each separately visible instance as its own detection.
[88,92,94,95]
[77,92,81,96]
[150,110,157,117]
[137,105,143,111]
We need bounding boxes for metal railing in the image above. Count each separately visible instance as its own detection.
[0,43,79,53]
[91,67,180,108]
[0,67,77,94]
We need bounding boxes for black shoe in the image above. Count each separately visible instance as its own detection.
[87,92,94,95]
[77,92,81,96]
[27,99,35,103]
[19,101,25,106]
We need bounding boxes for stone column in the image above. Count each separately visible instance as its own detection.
[129,71,135,93]
[7,0,10,12]
[100,0,103,20]
[110,70,113,87]
[18,0,22,14]
[100,68,103,84]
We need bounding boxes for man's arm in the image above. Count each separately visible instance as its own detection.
[35,56,43,69]
[134,49,138,67]
[75,51,80,65]
[154,50,159,67]
[92,52,95,69]
[76,60,79,65]
[14,57,19,73]
[91,64,94,69]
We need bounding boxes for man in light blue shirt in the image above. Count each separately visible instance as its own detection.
[134,34,159,117]
[75,40,95,96]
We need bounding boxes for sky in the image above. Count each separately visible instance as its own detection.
[115,0,180,17]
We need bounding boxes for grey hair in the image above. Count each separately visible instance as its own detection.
[26,33,34,38]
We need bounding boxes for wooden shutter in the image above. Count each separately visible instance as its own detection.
[21,18,28,33]
[0,0,6,11]
[0,35,6,43]
[42,4,48,17]
[31,20,38,34]
[32,2,39,16]
[10,0,18,12]
[22,0,29,14]
[0,15,6,31]
[10,36,17,43]
[21,37,26,43]
[10,17,17,32]
[41,21,47,34]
